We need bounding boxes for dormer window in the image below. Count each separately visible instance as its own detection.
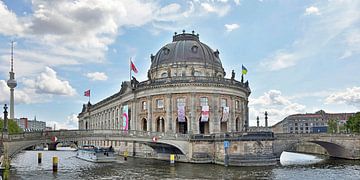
[161,72,168,78]
[163,47,170,55]
[191,45,198,53]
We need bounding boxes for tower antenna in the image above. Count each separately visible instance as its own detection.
[11,41,14,72]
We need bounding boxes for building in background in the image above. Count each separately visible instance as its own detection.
[45,127,52,131]
[272,110,355,133]
[14,116,46,132]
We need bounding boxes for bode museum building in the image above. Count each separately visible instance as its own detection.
[77,31,265,164]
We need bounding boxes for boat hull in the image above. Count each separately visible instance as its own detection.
[76,149,116,163]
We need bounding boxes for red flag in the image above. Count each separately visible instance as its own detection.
[84,90,90,97]
[130,61,138,73]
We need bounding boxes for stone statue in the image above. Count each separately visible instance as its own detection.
[167,68,171,77]
[147,71,151,80]
[231,70,235,80]
[191,67,195,76]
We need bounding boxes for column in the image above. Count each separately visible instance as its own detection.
[230,96,236,132]
[165,94,172,133]
[147,96,152,131]
[190,92,197,134]
[131,100,137,131]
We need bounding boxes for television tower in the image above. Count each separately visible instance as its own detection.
[7,41,17,119]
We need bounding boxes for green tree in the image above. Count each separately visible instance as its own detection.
[346,112,360,133]
[327,119,337,133]
[0,118,23,134]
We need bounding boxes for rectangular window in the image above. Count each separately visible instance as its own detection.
[142,101,147,110]
[200,97,208,106]
[156,99,164,109]
[177,98,186,107]
[221,98,227,107]
[235,100,239,109]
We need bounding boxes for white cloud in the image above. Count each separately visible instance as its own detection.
[260,1,360,71]
[85,72,108,81]
[249,90,306,126]
[0,1,24,36]
[0,0,235,80]
[0,80,51,104]
[305,6,320,15]
[260,51,298,71]
[23,67,76,96]
[234,0,241,6]
[325,87,360,107]
[201,2,230,17]
[225,23,240,32]
[48,113,78,130]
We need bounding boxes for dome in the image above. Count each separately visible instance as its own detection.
[150,31,223,70]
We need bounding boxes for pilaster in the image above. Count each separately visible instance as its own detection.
[147,96,152,131]
[212,94,220,133]
[166,94,172,133]
[230,96,236,132]
[190,92,197,134]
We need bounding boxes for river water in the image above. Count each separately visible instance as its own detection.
[9,148,360,179]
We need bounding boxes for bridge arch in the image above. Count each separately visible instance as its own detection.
[283,140,351,159]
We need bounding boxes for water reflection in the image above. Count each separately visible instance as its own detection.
[280,151,324,166]
[9,150,360,179]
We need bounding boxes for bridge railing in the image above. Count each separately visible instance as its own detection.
[274,133,360,139]
[190,132,274,141]
[6,129,190,141]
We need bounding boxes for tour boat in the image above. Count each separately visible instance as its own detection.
[76,145,116,163]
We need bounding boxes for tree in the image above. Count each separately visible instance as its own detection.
[0,118,23,134]
[327,119,337,133]
[346,112,360,133]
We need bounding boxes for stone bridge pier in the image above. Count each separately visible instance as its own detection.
[273,133,360,159]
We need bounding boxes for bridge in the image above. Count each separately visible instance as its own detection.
[1,130,189,158]
[273,133,360,159]
[0,130,359,168]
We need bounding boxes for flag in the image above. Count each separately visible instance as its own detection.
[222,106,229,122]
[201,106,209,122]
[178,105,186,122]
[84,90,90,97]
[130,60,138,73]
[242,65,248,75]
[122,105,129,130]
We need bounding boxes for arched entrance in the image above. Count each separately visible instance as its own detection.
[141,118,147,131]
[156,117,165,132]
[177,117,188,134]
[221,121,227,132]
[199,118,209,134]
[235,117,240,132]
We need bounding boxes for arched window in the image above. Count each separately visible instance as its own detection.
[161,72,168,78]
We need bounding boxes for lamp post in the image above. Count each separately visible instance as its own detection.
[3,104,8,133]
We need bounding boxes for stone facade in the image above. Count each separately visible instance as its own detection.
[78,32,250,137]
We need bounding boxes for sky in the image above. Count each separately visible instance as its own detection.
[0,0,359,129]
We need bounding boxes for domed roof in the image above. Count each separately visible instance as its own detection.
[150,31,223,69]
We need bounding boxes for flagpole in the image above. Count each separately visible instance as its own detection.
[130,57,133,83]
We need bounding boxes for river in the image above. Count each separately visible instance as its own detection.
[9,148,360,179]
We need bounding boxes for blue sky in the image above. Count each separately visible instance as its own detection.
[0,0,359,129]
